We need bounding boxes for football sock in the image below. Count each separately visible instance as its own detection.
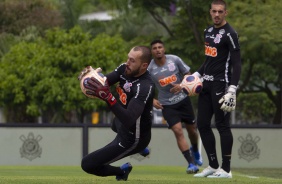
[192,144,198,152]
[209,153,219,169]
[182,149,193,164]
[221,155,231,173]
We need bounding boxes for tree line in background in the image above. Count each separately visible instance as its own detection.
[0,0,281,124]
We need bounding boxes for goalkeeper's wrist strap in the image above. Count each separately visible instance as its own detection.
[192,72,201,78]
[106,93,117,106]
[228,85,237,93]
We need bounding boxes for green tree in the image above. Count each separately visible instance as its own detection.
[0,0,64,60]
[228,0,282,124]
[0,0,63,35]
[124,0,282,124]
[0,26,128,123]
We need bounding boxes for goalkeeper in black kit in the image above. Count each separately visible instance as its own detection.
[193,0,241,179]
[79,46,155,181]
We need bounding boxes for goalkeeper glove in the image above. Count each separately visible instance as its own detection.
[85,78,117,106]
[192,72,202,78]
[218,85,237,112]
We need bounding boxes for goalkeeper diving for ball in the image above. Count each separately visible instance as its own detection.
[79,46,155,181]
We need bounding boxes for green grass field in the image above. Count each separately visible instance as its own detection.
[0,165,281,184]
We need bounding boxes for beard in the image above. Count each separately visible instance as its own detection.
[125,66,141,77]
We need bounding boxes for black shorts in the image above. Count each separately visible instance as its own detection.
[162,96,195,128]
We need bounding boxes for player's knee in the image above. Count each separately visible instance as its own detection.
[218,128,232,136]
[81,157,98,174]
[81,158,90,173]
[172,127,183,136]
[197,126,211,135]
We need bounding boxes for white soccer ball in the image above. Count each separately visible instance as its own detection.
[79,67,105,99]
[180,75,203,96]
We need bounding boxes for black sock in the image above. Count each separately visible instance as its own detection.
[192,144,198,152]
[221,155,231,173]
[182,149,193,164]
[209,153,219,169]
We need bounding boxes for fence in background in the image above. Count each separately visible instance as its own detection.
[0,123,281,168]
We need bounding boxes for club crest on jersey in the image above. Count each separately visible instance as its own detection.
[167,63,176,71]
[214,34,222,44]
[123,81,132,92]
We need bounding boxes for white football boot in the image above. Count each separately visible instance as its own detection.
[194,166,219,177]
[207,168,232,178]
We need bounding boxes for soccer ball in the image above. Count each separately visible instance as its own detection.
[181,75,203,96]
[79,67,105,99]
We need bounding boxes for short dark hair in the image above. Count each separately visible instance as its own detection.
[133,46,152,64]
[211,0,227,10]
[150,39,164,47]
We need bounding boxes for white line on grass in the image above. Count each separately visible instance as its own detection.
[238,174,260,179]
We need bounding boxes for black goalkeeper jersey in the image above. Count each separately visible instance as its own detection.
[198,23,241,86]
[106,63,155,139]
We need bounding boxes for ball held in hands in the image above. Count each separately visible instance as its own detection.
[180,75,203,96]
[78,66,106,99]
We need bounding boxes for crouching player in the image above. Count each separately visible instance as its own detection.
[79,46,155,181]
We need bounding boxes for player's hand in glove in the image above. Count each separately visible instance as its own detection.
[218,85,237,112]
[85,77,117,106]
[192,72,202,78]
[78,66,105,85]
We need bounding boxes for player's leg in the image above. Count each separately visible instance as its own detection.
[211,82,233,177]
[138,147,150,157]
[194,82,219,177]
[162,104,198,173]
[111,117,122,133]
[185,123,203,166]
[81,135,126,177]
[171,122,189,152]
[81,134,137,180]
[171,122,198,173]
[180,97,203,166]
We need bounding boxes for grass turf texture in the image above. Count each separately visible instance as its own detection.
[0,166,281,184]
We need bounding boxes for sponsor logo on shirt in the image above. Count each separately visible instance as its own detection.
[219,29,225,34]
[203,75,214,81]
[169,93,186,103]
[116,86,127,105]
[206,34,215,39]
[159,74,177,87]
[205,45,217,57]
[160,67,167,72]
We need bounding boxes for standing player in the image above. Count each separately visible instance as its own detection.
[79,46,155,181]
[193,0,241,178]
[148,39,202,174]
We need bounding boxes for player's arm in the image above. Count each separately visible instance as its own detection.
[175,56,190,76]
[105,63,126,86]
[230,50,241,86]
[192,61,206,78]
[153,98,163,109]
[219,31,242,112]
[110,98,146,129]
[193,29,208,77]
[110,83,154,128]
[85,76,153,128]
[169,57,191,94]
[228,31,241,86]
